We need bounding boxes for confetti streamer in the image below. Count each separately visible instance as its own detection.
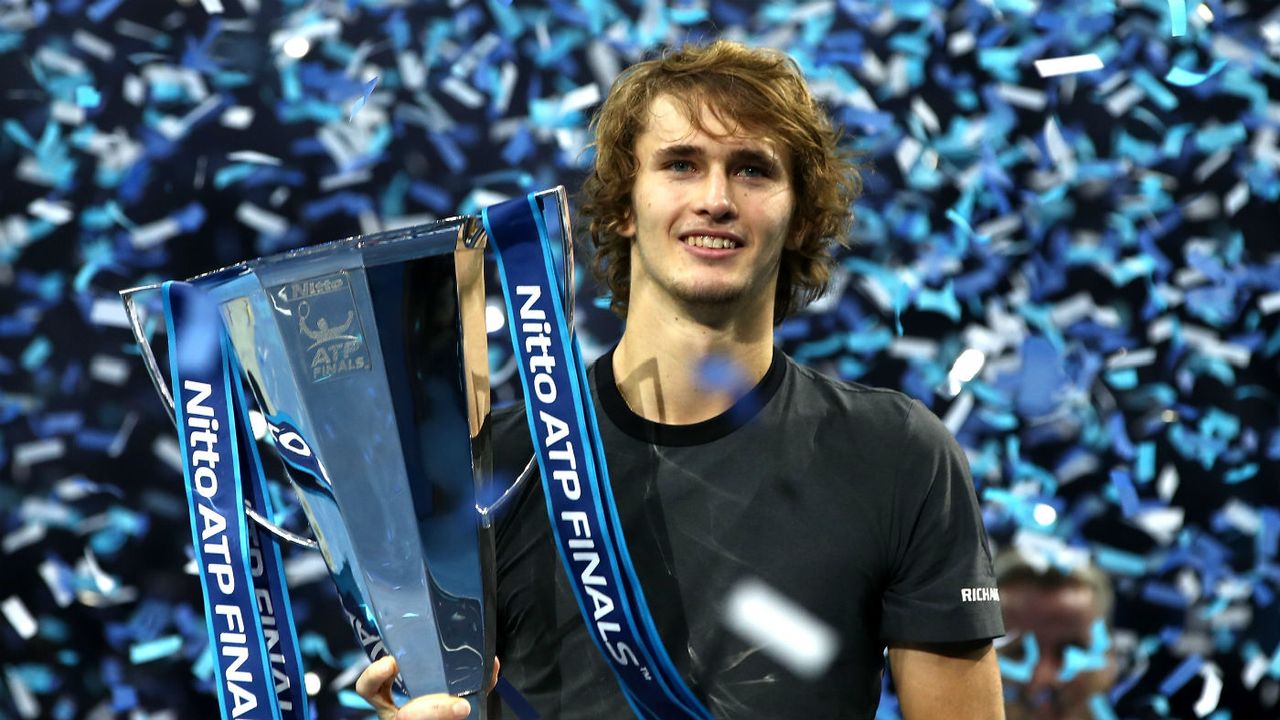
[1165,60,1228,87]
[1033,54,1105,78]
[1168,0,1188,37]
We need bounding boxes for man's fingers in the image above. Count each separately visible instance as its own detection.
[355,656,400,717]
[396,694,474,720]
[488,657,501,692]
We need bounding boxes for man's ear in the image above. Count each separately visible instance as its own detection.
[616,210,636,239]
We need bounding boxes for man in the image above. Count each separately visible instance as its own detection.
[358,41,1005,719]
[995,551,1117,720]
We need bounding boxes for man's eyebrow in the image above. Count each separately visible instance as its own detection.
[651,144,781,170]
[652,144,703,160]
[729,148,781,170]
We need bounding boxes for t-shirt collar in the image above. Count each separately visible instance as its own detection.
[593,345,786,446]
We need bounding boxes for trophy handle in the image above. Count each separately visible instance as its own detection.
[530,186,576,330]
[121,284,178,422]
[120,284,320,551]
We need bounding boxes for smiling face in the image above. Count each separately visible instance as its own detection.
[618,95,796,324]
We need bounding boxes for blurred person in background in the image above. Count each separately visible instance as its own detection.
[996,550,1118,720]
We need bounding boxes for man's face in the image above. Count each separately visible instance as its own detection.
[620,94,795,321]
[999,582,1117,720]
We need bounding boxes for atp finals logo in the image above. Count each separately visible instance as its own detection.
[271,272,371,383]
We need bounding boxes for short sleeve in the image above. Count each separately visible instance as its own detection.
[879,400,1004,644]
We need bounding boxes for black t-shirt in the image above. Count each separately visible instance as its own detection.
[489,347,1002,719]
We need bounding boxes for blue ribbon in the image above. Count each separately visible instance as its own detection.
[484,193,713,720]
[164,280,283,719]
[227,350,310,719]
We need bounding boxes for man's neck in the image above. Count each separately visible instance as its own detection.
[612,296,775,425]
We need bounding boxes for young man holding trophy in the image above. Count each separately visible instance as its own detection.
[357,41,1006,719]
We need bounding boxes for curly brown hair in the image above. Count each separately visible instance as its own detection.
[579,40,863,323]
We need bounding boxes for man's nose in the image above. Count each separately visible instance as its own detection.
[695,170,737,221]
[1026,654,1064,695]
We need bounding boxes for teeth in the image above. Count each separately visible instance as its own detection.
[683,235,738,249]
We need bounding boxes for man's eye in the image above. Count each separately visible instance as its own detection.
[738,165,770,178]
[668,160,694,172]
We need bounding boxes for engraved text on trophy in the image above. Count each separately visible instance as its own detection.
[270,272,371,383]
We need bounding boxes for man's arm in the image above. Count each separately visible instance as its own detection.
[889,640,1005,720]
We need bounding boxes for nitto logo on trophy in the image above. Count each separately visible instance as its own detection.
[270,272,371,384]
[288,276,345,299]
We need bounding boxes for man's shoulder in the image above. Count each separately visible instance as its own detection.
[779,354,961,456]
[781,354,921,421]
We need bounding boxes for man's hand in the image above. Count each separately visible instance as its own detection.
[354,656,501,720]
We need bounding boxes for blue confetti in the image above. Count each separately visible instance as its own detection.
[998,633,1039,683]
[129,635,184,664]
[1165,60,1228,88]
[1158,654,1204,696]
[1167,0,1187,37]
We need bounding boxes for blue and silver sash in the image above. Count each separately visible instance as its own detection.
[485,194,713,720]
[164,281,309,720]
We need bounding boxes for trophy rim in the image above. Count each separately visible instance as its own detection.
[119,186,569,299]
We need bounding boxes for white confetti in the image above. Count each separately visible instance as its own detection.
[910,97,942,134]
[221,106,255,129]
[227,150,282,166]
[89,354,131,385]
[398,51,426,91]
[236,202,289,237]
[943,390,975,435]
[1194,148,1232,183]
[13,438,65,480]
[723,577,839,679]
[1133,506,1185,544]
[1157,464,1180,503]
[27,198,74,225]
[152,435,184,473]
[1105,347,1157,369]
[2,523,46,554]
[1259,290,1280,315]
[38,559,73,608]
[1219,499,1261,534]
[49,101,86,126]
[130,216,182,249]
[1043,117,1072,166]
[72,29,115,61]
[996,84,1047,111]
[1,597,37,640]
[1104,83,1144,117]
[440,76,485,109]
[109,412,138,458]
[1034,53,1105,78]
[1195,662,1223,717]
[948,29,976,55]
[1224,181,1249,215]
[285,552,331,586]
[560,83,601,114]
[1243,653,1269,689]
[895,135,923,174]
[89,297,131,328]
[888,336,938,361]
[320,168,372,192]
[4,666,39,718]
[494,62,518,115]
